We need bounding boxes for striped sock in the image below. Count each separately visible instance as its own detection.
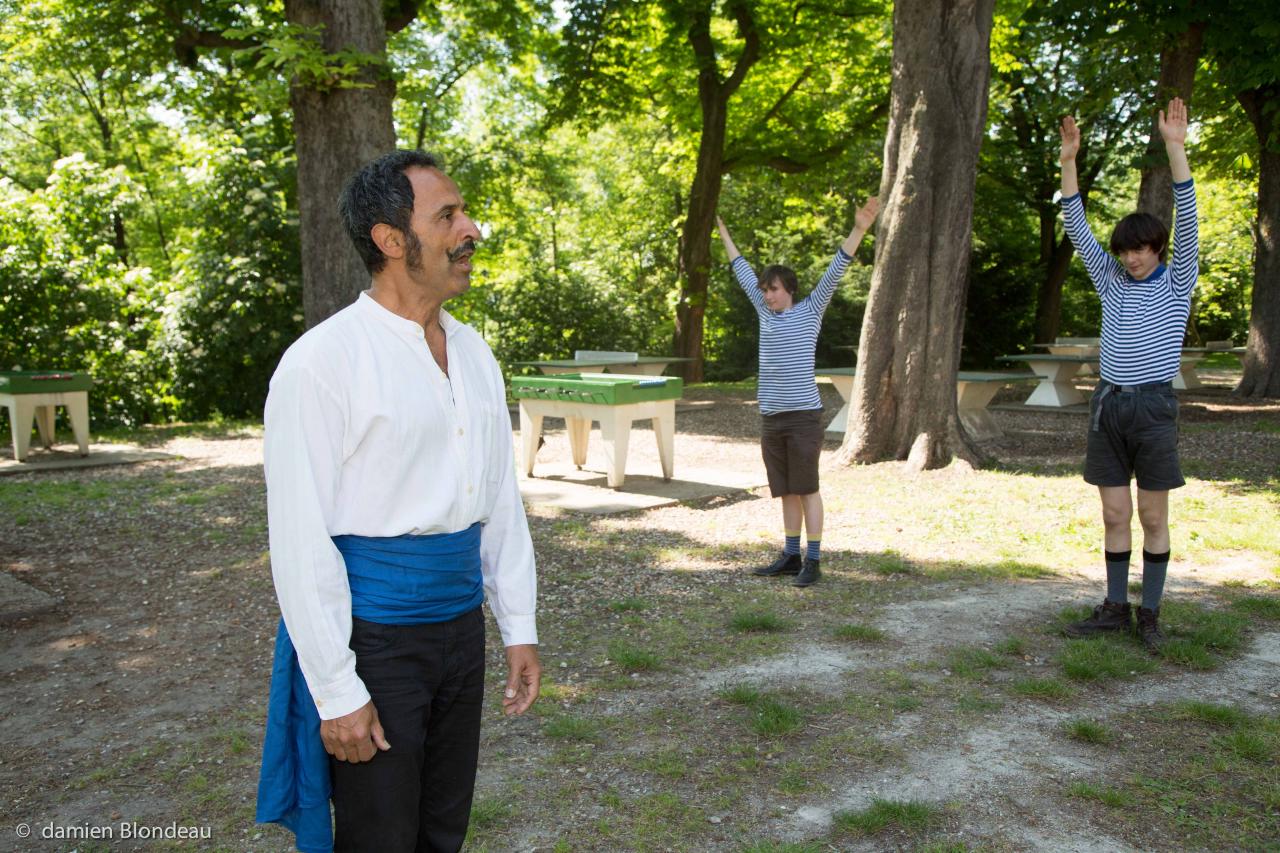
[805,539,821,562]
[784,532,801,555]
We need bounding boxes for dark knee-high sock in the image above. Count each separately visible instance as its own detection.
[1105,550,1131,604]
[1141,550,1170,611]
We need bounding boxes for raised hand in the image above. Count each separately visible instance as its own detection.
[854,196,880,231]
[1059,115,1081,163]
[1158,96,1188,146]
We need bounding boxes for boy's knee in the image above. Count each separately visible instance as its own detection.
[1100,503,1131,529]
[1137,504,1167,532]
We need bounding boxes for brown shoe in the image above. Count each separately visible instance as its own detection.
[1063,600,1132,638]
[1136,606,1165,654]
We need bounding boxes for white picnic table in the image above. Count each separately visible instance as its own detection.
[814,368,1037,441]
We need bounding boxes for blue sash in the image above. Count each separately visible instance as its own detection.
[256,523,484,852]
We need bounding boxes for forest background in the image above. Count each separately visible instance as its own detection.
[0,0,1268,426]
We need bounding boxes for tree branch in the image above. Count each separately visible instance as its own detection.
[758,66,813,127]
[722,0,761,98]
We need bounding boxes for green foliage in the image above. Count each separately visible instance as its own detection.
[834,798,936,835]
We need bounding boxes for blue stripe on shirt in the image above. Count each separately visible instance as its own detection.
[1059,179,1199,384]
[731,250,852,415]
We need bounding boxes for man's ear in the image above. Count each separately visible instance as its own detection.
[372,223,404,260]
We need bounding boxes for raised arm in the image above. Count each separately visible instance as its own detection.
[840,196,879,256]
[1060,115,1080,198]
[1159,96,1190,183]
[716,216,741,262]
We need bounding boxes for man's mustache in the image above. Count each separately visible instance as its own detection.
[447,240,477,263]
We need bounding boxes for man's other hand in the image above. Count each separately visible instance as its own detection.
[320,700,391,763]
[502,644,541,716]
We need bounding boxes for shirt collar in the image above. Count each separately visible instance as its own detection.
[357,291,459,339]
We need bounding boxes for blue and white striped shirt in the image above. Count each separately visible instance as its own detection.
[1060,180,1199,385]
[731,250,852,415]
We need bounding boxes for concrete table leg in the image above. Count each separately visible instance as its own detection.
[653,400,675,480]
[955,381,1003,441]
[597,408,632,488]
[1022,360,1086,407]
[1173,359,1203,390]
[66,392,90,456]
[566,416,591,467]
[518,403,543,477]
[34,405,55,448]
[822,374,856,435]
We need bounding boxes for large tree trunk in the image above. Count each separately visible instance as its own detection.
[1136,22,1205,226]
[1034,233,1075,344]
[286,0,398,328]
[836,0,995,470]
[1235,85,1280,398]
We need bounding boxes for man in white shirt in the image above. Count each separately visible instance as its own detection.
[256,150,540,853]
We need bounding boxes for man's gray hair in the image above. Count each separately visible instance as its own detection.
[338,150,442,274]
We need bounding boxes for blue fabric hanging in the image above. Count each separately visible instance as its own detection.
[256,523,483,852]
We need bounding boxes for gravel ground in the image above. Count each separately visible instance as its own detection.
[0,370,1276,852]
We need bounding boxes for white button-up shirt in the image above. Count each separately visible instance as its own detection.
[263,292,537,720]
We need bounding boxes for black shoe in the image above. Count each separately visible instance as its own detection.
[792,558,820,587]
[1136,606,1165,654]
[1063,599,1132,637]
[753,552,801,576]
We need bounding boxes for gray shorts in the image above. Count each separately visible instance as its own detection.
[761,409,824,497]
[1084,381,1184,491]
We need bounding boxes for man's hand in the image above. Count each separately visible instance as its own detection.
[502,644,541,716]
[1059,115,1081,164]
[853,196,880,231]
[320,700,391,763]
[1158,96,1188,147]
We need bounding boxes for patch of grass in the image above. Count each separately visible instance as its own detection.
[542,714,601,742]
[607,639,661,672]
[944,646,1005,679]
[892,694,923,712]
[1058,636,1158,681]
[1063,718,1112,744]
[955,690,1003,714]
[1068,781,1133,808]
[607,597,649,613]
[467,795,513,832]
[834,798,936,835]
[636,748,689,779]
[719,683,762,706]
[729,607,789,633]
[751,696,804,737]
[1157,600,1249,669]
[1213,730,1273,763]
[994,636,1026,656]
[832,622,886,642]
[862,551,916,575]
[1229,595,1280,620]
[777,761,818,795]
[1173,701,1249,727]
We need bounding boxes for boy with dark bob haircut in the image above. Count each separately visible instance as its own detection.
[1057,97,1198,652]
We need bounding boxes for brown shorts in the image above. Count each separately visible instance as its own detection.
[761,409,824,497]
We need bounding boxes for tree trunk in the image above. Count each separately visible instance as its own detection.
[835,0,995,470]
[286,0,398,328]
[1136,22,1205,226]
[673,100,727,384]
[1235,85,1280,398]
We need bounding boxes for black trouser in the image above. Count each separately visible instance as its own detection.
[331,607,486,853]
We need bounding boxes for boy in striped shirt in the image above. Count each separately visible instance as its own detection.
[1058,98,1198,651]
[716,197,879,588]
